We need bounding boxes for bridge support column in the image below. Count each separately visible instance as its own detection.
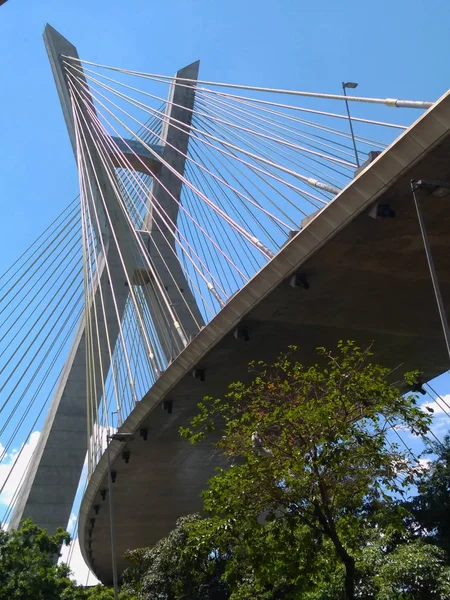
[142,61,205,362]
[10,25,134,533]
[10,26,204,536]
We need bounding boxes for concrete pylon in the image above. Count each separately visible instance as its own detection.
[9,25,132,533]
[10,25,202,533]
[142,61,205,361]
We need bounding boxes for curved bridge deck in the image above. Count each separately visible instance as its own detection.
[80,90,450,583]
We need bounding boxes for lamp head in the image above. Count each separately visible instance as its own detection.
[342,81,358,89]
[107,432,135,442]
[411,179,450,198]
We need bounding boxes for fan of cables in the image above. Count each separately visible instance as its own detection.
[1,56,435,526]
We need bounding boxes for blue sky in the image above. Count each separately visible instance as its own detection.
[1,0,450,582]
[1,0,450,273]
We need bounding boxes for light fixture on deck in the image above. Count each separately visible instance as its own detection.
[289,273,310,289]
[412,179,450,199]
[162,399,174,414]
[107,432,135,443]
[368,203,396,219]
[193,368,206,381]
[354,150,382,178]
[342,81,360,167]
[234,325,250,341]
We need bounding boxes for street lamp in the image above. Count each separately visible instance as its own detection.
[106,431,135,600]
[410,179,450,362]
[342,81,360,167]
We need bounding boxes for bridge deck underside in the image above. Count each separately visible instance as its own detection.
[80,91,450,583]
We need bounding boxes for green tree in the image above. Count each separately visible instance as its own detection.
[374,540,450,599]
[357,531,450,599]
[181,342,433,600]
[122,511,450,599]
[84,584,132,600]
[0,519,128,600]
[404,434,450,553]
[121,514,230,600]
[184,512,342,599]
[0,518,76,600]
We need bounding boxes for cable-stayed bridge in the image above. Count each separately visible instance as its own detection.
[2,24,450,584]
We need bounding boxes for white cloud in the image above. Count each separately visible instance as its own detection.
[418,457,431,470]
[67,512,77,531]
[59,531,100,586]
[421,396,450,415]
[419,396,450,438]
[0,431,41,511]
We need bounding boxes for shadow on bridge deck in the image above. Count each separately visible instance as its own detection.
[80,89,450,584]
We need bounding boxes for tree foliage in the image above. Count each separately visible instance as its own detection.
[0,519,129,600]
[404,434,450,552]
[183,511,343,599]
[84,584,132,600]
[124,512,450,600]
[0,518,76,600]
[120,343,450,599]
[121,513,229,600]
[358,534,450,599]
[180,342,441,599]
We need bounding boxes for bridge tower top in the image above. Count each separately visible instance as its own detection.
[10,25,203,539]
